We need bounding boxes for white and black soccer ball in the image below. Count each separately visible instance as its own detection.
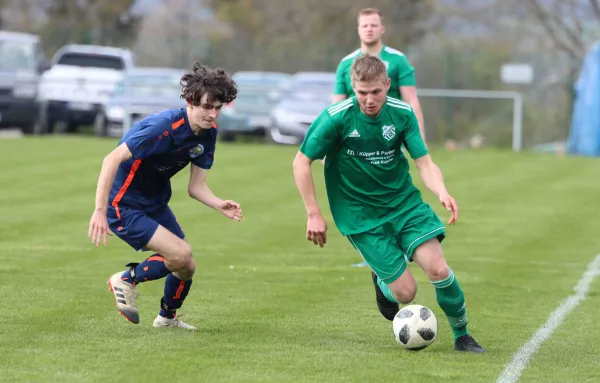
[392,304,438,351]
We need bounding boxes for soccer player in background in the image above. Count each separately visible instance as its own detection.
[88,62,242,330]
[293,54,486,352]
[333,8,426,141]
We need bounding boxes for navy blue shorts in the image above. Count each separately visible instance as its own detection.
[107,205,185,251]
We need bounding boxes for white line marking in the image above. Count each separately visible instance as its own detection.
[496,254,600,383]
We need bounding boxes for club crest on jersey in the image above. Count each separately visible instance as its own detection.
[382,125,396,141]
[189,144,204,158]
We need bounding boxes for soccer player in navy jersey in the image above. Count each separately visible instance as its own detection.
[88,62,242,330]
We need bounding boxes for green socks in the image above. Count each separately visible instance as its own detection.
[432,269,469,339]
[377,277,399,303]
[378,269,470,340]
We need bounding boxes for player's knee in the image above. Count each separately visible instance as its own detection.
[393,284,417,304]
[186,257,196,276]
[427,261,450,282]
[168,242,194,271]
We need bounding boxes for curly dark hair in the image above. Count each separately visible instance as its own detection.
[180,62,238,106]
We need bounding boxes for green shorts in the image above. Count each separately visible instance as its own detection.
[346,203,446,284]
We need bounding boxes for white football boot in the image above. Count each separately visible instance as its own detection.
[153,314,197,330]
[107,271,140,324]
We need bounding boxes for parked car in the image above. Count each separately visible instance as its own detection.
[218,71,291,141]
[36,44,135,133]
[0,31,48,134]
[94,67,186,137]
[268,72,336,144]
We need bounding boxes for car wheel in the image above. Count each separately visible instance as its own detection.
[20,121,36,135]
[94,113,107,137]
[220,131,235,142]
[33,102,50,134]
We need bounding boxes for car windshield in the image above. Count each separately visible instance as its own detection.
[116,73,182,98]
[57,53,125,70]
[0,39,35,71]
[286,79,335,103]
[286,87,332,103]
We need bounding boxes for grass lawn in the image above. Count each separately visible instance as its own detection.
[1,136,599,382]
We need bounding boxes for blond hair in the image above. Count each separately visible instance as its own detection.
[351,54,388,85]
[357,8,384,24]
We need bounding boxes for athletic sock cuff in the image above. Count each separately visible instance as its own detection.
[431,269,455,288]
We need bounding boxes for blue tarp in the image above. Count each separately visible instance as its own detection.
[568,41,600,156]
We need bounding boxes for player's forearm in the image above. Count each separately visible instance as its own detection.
[409,100,426,141]
[95,155,121,211]
[417,161,448,198]
[293,158,323,217]
[189,183,222,209]
[414,107,426,141]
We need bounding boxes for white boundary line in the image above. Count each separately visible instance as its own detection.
[496,254,600,383]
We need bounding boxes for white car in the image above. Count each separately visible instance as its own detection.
[37,44,135,133]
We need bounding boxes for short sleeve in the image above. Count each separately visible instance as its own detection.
[396,55,416,87]
[191,141,215,169]
[333,61,348,95]
[403,111,428,159]
[125,117,173,159]
[299,110,340,160]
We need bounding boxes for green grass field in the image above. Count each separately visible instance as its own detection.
[1,136,600,383]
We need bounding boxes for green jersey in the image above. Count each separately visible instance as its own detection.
[333,46,416,100]
[299,96,428,236]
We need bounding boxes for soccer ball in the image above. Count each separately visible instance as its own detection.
[392,304,437,351]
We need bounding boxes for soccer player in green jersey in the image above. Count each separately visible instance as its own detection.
[333,8,426,140]
[293,54,486,353]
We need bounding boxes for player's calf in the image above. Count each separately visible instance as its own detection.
[158,273,193,319]
[413,239,478,345]
[143,226,198,324]
[120,254,171,284]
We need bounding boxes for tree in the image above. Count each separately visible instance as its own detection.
[37,0,139,55]
[428,0,591,147]
[207,0,436,72]
[132,0,231,68]
[521,0,599,62]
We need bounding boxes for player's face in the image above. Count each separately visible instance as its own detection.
[353,77,390,116]
[357,14,384,46]
[187,94,223,130]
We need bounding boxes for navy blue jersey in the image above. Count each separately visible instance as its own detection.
[109,108,217,215]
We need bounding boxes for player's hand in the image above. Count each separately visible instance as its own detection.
[218,200,243,221]
[88,208,112,246]
[306,213,327,247]
[439,192,458,225]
